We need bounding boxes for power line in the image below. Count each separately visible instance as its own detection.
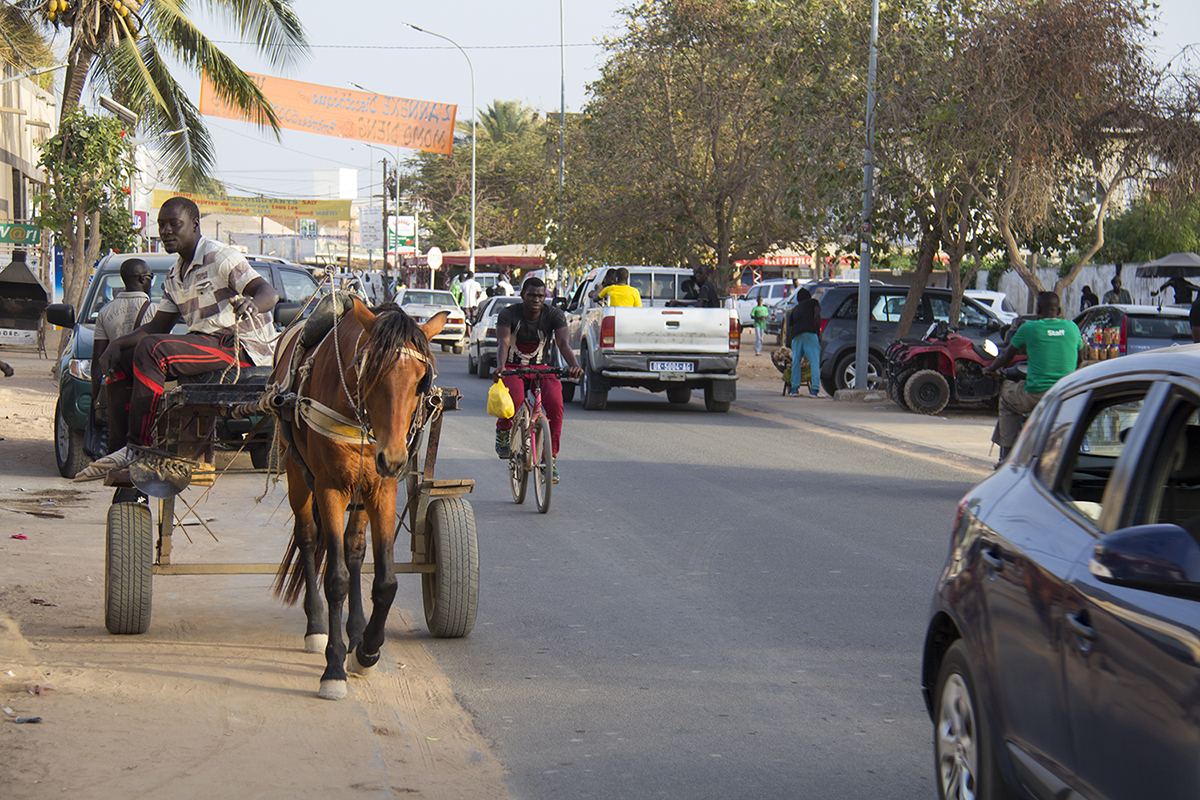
[211,41,602,51]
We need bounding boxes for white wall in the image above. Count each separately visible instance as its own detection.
[987,262,1163,317]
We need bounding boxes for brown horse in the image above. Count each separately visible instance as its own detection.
[272,297,447,700]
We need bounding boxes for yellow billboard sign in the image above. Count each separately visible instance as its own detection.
[152,190,352,220]
[200,73,457,156]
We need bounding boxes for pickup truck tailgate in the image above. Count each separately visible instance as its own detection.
[611,308,732,354]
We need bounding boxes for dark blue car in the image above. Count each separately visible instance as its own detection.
[923,345,1200,800]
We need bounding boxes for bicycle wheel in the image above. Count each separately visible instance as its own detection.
[508,415,528,504]
[532,417,553,513]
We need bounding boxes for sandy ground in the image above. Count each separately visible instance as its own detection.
[0,348,510,800]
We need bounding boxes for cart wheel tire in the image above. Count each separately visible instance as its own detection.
[561,381,576,403]
[55,398,89,479]
[581,350,608,410]
[905,369,951,415]
[452,344,464,355]
[666,386,692,404]
[478,356,493,380]
[703,385,731,413]
[889,369,916,410]
[423,498,479,638]
[105,502,153,635]
[532,417,553,514]
[467,350,478,374]
[249,443,271,470]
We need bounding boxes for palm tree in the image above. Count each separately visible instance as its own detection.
[478,100,536,145]
[3,0,308,188]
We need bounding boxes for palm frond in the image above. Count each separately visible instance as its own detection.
[191,0,308,70]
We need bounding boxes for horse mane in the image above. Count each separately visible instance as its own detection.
[356,302,435,397]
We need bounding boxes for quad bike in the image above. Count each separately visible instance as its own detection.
[885,321,1023,415]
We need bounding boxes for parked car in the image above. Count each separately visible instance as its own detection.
[467,294,520,378]
[923,344,1200,800]
[790,285,1005,395]
[1074,303,1193,357]
[965,289,1018,324]
[732,279,800,327]
[394,288,468,353]
[765,279,883,340]
[47,252,321,478]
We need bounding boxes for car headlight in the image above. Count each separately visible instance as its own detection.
[68,358,91,381]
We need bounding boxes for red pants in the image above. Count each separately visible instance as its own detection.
[495,369,564,456]
[114,332,251,447]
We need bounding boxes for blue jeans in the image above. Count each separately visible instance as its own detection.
[753,325,765,353]
[790,333,821,393]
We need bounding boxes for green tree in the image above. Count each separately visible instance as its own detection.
[35,110,136,319]
[5,0,308,188]
[1101,196,1200,262]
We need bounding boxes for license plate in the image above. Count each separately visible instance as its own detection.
[650,361,694,372]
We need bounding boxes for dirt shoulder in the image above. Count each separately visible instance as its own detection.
[0,349,509,800]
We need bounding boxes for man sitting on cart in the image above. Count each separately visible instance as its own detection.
[74,196,280,481]
[492,277,584,482]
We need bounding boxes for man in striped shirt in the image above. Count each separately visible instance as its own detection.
[75,196,279,480]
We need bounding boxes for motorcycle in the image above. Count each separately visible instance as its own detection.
[885,320,1023,415]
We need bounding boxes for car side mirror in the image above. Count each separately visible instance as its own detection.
[1090,523,1200,598]
[45,303,76,329]
[987,318,1003,333]
[274,302,303,328]
[552,297,568,310]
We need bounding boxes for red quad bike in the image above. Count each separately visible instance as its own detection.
[885,321,1023,415]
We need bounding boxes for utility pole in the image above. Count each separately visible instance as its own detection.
[854,0,881,390]
[381,157,389,289]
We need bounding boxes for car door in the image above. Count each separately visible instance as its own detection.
[975,384,1154,796]
[1062,380,1200,800]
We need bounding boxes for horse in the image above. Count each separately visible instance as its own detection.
[272,296,447,700]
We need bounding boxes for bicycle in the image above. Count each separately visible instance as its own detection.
[500,366,568,514]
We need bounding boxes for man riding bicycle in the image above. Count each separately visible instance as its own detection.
[493,277,583,482]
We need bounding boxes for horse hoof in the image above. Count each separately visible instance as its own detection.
[318,680,347,701]
[304,634,328,654]
[349,649,378,676]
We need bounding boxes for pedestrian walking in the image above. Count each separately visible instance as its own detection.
[750,296,769,355]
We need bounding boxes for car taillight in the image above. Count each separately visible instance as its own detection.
[819,318,829,335]
[601,316,615,348]
[485,327,495,338]
[730,315,740,351]
[1119,316,1127,355]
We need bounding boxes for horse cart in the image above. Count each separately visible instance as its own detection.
[99,358,479,644]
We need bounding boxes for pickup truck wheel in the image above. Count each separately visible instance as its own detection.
[55,398,90,479]
[580,351,607,411]
[666,386,692,404]
[703,385,731,413]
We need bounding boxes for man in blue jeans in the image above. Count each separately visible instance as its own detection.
[787,288,822,396]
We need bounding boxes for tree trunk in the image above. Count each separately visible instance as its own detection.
[894,209,943,340]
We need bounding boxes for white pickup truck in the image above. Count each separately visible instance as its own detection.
[561,266,739,412]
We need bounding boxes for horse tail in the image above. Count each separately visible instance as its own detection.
[272,500,328,605]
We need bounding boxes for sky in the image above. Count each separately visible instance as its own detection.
[98,0,1200,205]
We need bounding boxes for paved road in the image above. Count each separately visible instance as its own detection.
[395,355,980,799]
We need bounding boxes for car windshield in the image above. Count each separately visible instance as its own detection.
[82,272,169,324]
[1127,315,1191,340]
[487,297,520,316]
[403,291,457,306]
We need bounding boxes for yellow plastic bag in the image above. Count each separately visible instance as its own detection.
[487,378,515,419]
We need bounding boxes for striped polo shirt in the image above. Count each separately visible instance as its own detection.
[159,236,277,366]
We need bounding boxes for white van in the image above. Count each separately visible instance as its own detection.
[733,279,798,326]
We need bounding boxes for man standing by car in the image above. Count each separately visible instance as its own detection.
[786,288,822,396]
[90,258,157,455]
[459,268,483,321]
[492,277,584,483]
[750,296,770,355]
[74,196,279,480]
[985,291,1083,464]
[1102,271,1132,304]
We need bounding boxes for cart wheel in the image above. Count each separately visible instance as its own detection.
[532,417,553,514]
[423,498,479,638]
[105,502,153,635]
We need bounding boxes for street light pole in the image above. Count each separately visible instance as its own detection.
[402,22,476,273]
[854,0,881,391]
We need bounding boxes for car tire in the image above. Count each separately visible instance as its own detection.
[905,369,951,415]
[835,351,884,392]
[888,369,916,410]
[703,384,731,413]
[440,344,450,352]
[55,398,90,479]
[467,349,478,374]
[934,640,1010,800]
[580,350,607,411]
[478,356,492,380]
[452,344,464,355]
[561,381,576,403]
[666,386,692,404]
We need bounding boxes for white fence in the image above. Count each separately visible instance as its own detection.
[984,262,1171,317]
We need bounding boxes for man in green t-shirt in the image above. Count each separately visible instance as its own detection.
[985,291,1084,465]
[750,296,770,355]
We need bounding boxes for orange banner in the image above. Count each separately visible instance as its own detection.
[200,73,457,155]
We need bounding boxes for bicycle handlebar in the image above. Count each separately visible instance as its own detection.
[497,366,570,377]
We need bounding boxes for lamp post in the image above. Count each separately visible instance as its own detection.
[401,22,476,273]
[854,0,881,390]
